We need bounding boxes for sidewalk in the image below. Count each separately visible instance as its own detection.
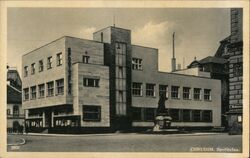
[19,131,227,137]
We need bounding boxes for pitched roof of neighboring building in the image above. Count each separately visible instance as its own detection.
[7,84,22,104]
[199,56,228,64]
[7,69,22,90]
[214,35,231,58]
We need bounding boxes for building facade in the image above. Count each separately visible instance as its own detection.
[227,8,243,134]
[7,68,24,133]
[22,26,221,133]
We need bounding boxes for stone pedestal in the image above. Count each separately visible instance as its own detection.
[153,115,172,131]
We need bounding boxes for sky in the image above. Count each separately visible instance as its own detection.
[7,8,230,74]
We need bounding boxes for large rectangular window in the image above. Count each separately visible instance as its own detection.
[24,66,28,77]
[39,60,44,72]
[23,88,29,100]
[170,109,180,121]
[57,53,62,66]
[144,108,156,121]
[47,81,54,96]
[83,78,99,87]
[146,84,155,97]
[82,105,101,121]
[194,88,201,100]
[183,87,191,100]
[202,110,212,122]
[171,86,179,99]
[56,79,64,95]
[47,56,52,69]
[159,85,168,97]
[183,109,191,122]
[193,110,201,122]
[38,84,45,98]
[132,58,142,70]
[204,89,211,101]
[30,86,36,99]
[31,63,35,75]
[132,107,142,121]
[132,82,142,96]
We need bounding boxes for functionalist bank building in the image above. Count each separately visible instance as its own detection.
[22,26,221,133]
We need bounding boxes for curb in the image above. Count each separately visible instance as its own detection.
[22,132,228,137]
[7,138,26,146]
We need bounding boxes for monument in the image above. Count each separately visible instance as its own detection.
[153,93,172,131]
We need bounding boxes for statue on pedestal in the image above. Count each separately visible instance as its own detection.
[153,93,172,131]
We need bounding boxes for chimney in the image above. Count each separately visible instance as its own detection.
[171,32,176,72]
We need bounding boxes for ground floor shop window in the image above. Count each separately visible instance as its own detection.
[132,107,212,123]
[54,118,80,127]
[82,105,101,121]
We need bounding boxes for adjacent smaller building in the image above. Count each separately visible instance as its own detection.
[7,68,24,133]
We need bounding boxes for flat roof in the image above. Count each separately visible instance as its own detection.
[22,36,103,57]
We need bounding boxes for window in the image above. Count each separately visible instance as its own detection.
[82,55,89,63]
[83,78,99,87]
[39,60,44,72]
[204,89,211,101]
[144,108,156,121]
[146,84,155,97]
[132,58,142,70]
[13,105,19,116]
[47,81,54,96]
[23,88,29,100]
[170,109,180,121]
[57,53,62,66]
[24,66,28,77]
[7,109,10,115]
[30,86,36,99]
[56,79,64,95]
[194,88,201,100]
[132,107,142,121]
[38,84,45,98]
[159,85,168,97]
[193,110,201,122]
[202,110,212,122]
[183,87,191,100]
[233,63,243,77]
[31,63,35,74]
[82,105,101,121]
[171,86,179,99]
[132,82,142,96]
[47,56,52,69]
[183,109,191,122]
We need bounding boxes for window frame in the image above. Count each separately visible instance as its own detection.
[204,89,211,101]
[132,82,143,96]
[23,88,29,101]
[47,56,53,69]
[30,86,37,99]
[31,63,35,75]
[171,86,179,99]
[146,83,155,97]
[39,60,44,72]
[194,88,201,100]
[47,81,54,97]
[38,84,45,98]
[24,66,28,77]
[56,79,64,95]
[132,58,143,70]
[83,78,100,87]
[183,87,191,100]
[82,55,90,64]
[82,105,101,121]
[57,52,63,66]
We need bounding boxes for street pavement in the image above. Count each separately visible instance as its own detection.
[7,133,242,152]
